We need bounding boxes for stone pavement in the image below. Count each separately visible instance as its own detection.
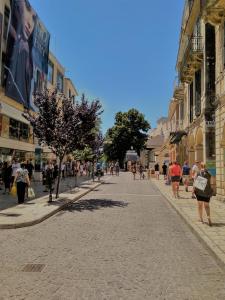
[0,172,224,299]
[0,177,105,229]
[0,175,90,211]
[152,176,225,268]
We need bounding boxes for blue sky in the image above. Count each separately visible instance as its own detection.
[30,0,184,133]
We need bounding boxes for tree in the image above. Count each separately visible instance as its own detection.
[104,109,150,165]
[24,90,102,199]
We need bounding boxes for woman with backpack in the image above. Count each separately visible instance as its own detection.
[194,162,213,226]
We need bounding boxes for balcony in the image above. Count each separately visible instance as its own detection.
[179,36,203,83]
[173,78,185,101]
[202,0,225,25]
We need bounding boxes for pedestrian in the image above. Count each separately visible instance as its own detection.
[191,161,200,199]
[79,162,84,176]
[11,159,21,188]
[45,161,55,201]
[2,161,12,194]
[61,162,65,179]
[162,163,168,180]
[139,165,144,180]
[13,163,30,204]
[131,164,136,180]
[115,161,120,176]
[170,161,182,198]
[26,159,34,180]
[182,161,191,192]
[110,163,114,175]
[194,162,213,226]
[154,162,160,180]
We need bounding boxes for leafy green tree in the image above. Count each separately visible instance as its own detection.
[104,109,150,165]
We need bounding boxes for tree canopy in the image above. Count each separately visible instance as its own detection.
[104,108,150,164]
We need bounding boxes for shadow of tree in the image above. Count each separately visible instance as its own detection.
[61,198,128,213]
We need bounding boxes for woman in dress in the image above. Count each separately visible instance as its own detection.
[194,162,213,226]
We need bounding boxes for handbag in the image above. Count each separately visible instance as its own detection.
[10,184,17,197]
[193,175,207,191]
[28,187,35,198]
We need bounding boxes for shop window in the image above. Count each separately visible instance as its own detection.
[195,69,201,117]
[3,6,10,41]
[9,119,19,139]
[9,118,29,141]
[48,60,54,84]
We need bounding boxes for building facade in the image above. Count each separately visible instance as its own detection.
[0,1,78,169]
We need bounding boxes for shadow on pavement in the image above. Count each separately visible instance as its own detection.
[0,213,21,217]
[211,222,225,227]
[58,198,128,214]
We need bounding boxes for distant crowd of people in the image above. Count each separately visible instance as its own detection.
[127,160,213,226]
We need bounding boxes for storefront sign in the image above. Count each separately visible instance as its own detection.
[5,0,50,111]
[206,160,216,177]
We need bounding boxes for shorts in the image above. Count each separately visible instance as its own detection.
[195,194,210,202]
[171,176,180,182]
[155,171,159,175]
[183,175,189,181]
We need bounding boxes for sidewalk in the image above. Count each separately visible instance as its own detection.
[0,176,106,229]
[0,175,89,211]
[152,176,225,268]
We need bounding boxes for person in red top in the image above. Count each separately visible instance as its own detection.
[170,161,182,198]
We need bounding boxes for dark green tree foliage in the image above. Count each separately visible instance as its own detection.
[104,109,150,164]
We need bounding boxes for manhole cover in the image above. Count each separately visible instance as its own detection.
[21,264,45,272]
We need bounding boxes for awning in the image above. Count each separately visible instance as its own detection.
[170,131,187,144]
[0,102,30,124]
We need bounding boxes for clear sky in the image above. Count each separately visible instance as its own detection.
[30,0,184,133]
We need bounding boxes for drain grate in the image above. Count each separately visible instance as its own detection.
[21,264,45,272]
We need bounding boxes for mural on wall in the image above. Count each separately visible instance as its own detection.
[4,0,50,110]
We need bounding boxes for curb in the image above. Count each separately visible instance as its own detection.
[152,180,225,270]
[0,182,102,230]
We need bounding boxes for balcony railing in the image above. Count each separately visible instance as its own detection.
[180,36,203,83]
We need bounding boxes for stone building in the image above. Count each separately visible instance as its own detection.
[168,0,225,198]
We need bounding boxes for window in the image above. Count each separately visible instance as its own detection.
[1,52,6,87]
[3,6,10,41]
[195,70,201,117]
[48,60,54,84]
[57,71,64,93]
[68,89,71,98]
[9,119,29,141]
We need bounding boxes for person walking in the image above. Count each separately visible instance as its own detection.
[170,161,182,198]
[2,161,12,194]
[115,162,120,176]
[162,163,168,180]
[131,164,136,180]
[26,159,34,181]
[13,163,30,204]
[182,161,191,192]
[154,162,160,180]
[194,162,213,226]
[191,161,200,199]
[11,159,21,188]
[139,165,144,180]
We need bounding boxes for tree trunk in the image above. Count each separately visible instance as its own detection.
[56,159,62,199]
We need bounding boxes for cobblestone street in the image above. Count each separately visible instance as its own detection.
[0,172,225,299]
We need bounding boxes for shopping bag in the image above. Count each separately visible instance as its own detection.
[28,187,35,198]
[10,184,17,197]
[193,176,207,191]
